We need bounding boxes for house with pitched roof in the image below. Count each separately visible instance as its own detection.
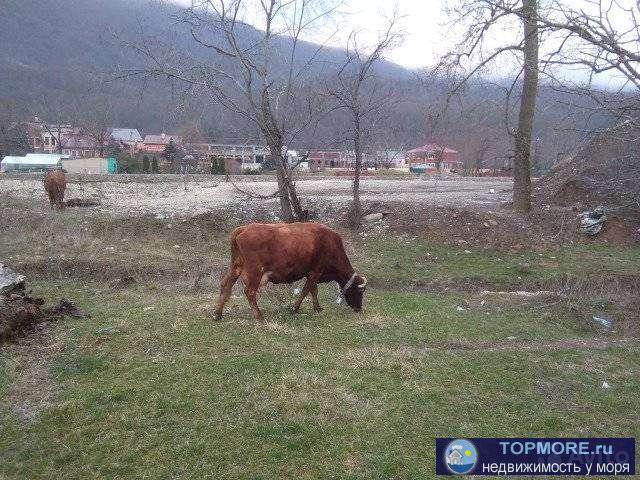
[140,133,182,153]
[407,143,463,173]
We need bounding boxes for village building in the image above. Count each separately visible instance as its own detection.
[61,133,105,158]
[0,153,69,172]
[24,117,79,153]
[140,133,182,153]
[62,157,117,174]
[308,150,405,171]
[308,151,356,170]
[134,134,183,172]
[187,142,270,174]
[407,143,462,172]
[110,128,143,154]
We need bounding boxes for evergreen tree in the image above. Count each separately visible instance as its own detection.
[163,140,181,173]
[211,157,225,175]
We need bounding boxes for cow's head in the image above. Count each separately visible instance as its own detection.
[343,274,367,312]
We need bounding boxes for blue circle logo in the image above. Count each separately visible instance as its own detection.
[444,439,478,474]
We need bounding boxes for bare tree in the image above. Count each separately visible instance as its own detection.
[78,96,116,157]
[513,0,538,212]
[325,18,400,227]
[121,0,339,221]
[531,1,640,127]
[34,95,82,154]
[520,1,640,89]
[443,0,540,212]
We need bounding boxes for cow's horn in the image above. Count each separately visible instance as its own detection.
[358,275,367,289]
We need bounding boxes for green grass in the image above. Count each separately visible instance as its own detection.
[356,234,640,289]
[1,210,639,479]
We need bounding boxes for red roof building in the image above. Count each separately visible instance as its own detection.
[407,143,462,172]
[140,133,182,153]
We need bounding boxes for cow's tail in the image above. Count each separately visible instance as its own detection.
[229,228,243,268]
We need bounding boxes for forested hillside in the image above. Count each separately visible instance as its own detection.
[0,0,612,169]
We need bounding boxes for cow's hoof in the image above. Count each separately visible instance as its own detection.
[313,306,323,313]
[214,312,222,321]
[290,306,300,314]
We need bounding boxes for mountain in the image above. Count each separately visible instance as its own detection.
[0,0,612,168]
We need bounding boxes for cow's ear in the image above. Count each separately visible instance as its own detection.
[357,275,367,289]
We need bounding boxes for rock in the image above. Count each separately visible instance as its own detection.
[592,315,612,329]
[363,212,384,223]
[578,206,606,235]
[488,219,498,226]
[0,264,25,295]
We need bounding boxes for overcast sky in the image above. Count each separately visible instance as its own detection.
[179,0,633,88]
[328,0,451,69]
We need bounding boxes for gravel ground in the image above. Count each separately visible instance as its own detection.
[0,175,512,218]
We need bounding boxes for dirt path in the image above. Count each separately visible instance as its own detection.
[342,338,639,368]
[0,176,512,217]
[435,337,638,353]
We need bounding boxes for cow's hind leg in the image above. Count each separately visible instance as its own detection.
[214,267,240,321]
[241,268,264,322]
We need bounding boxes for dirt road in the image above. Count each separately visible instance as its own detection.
[0,175,512,217]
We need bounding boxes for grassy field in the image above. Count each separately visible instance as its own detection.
[1,202,639,479]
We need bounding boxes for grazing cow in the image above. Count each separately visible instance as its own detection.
[43,169,66,210]
[215,222,367,322]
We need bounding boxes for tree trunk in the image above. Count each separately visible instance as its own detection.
[513,0,539,213]
[261,88,304,223]
[351,153,362,227]
[271,148,295,222]
[351,119,363,228]
[286,177,305,220]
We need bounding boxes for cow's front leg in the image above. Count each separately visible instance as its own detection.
[309,284,322,312]
[292,274,320,313]
[291,279,311,313]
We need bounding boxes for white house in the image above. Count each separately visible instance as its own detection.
[447,448,464,465]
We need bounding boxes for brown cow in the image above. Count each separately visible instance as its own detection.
[215,222,367,322]
[43,169,66,210]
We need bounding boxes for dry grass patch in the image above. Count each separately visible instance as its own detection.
[1,326,63,419]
